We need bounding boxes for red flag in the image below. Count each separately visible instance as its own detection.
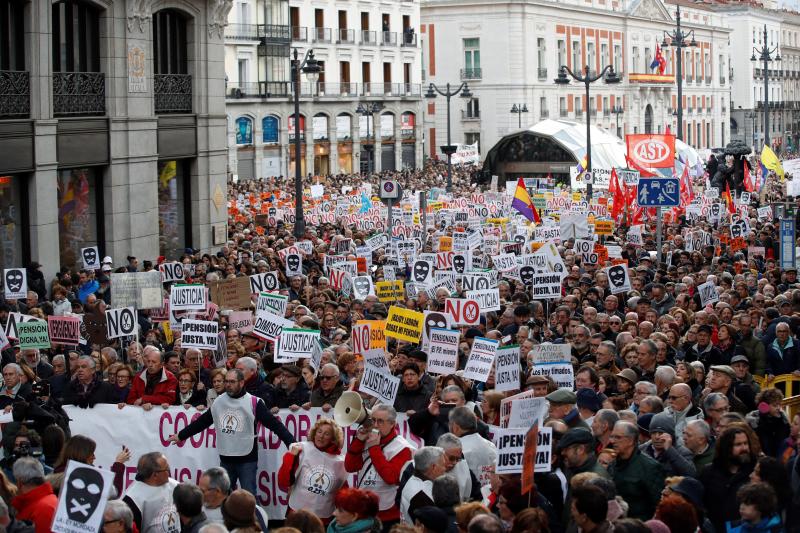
[744,163,754,192]
[521,422,539,495]
[724,182,736,214]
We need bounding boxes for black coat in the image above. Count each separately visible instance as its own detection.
[62,378,118,407]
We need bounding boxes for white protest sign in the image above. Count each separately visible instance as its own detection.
[249,271,281,293]
[105,307,138,339]
[159,262,185,283]
[170,284,207,311]
[494,345,521,393]
[3,268,27,300]
[530,273,563,300]
[358,363,400,405]
[492,253,517,272]
[697,281,720,306]
[427,328,460,375]
[444,298,481,326]
[463,337,499,382]
[531,343,571,364]
[180,319,219,350]
[494,427,553,474]
[277,328,321,361]
[52,460,115,533]
[530,364,575,389]
[508,396,548,429]
[256,292,289,318]
[466,288,501,313]
[252,312,294,342]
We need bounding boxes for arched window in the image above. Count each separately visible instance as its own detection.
[235,117,253,145]
[262,116,279,144]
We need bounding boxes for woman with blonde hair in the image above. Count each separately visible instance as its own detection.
[278,417,347,523]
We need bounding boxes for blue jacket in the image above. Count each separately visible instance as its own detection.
[726,514,783,533]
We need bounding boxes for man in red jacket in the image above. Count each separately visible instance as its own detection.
[344,404,413,531]
[120,347,177,410]
[10,457,57,533]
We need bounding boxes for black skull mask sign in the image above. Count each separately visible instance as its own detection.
[3,268,26,298]
[413,260,432,284]
[520,266,536,287]
[65,466,104,523]
[81,246,99,269]
[606,265,630,294]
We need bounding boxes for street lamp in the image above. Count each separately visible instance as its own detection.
[291,48,320,238]
[425,82,472,191]
[355,102,384,175]
[751,24,781,148]
[554,64,621,201]
[610,104,624,138]
[661,4,697,141]
[510,103,529,129]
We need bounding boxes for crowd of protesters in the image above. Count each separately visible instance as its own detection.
[0,159,798,533]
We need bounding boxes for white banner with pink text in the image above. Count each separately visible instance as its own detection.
[64,405,423,519]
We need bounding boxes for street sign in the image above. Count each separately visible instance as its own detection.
[380,179,400,199]
[636,178,680,207]
[780,218,796,269]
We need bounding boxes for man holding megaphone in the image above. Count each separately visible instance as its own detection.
[344,404,414,532]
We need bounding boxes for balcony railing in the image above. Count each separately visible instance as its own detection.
[401,32,417,47]
[461,68,482,80]
[312,27,332,43]
[337,28,355,44]
[0,70,30,118]
[259,24,291,42]
[538,68,547,80]
[154,74,192,114]
[381,31,397,45]
[461,110,480,120]
[53,71,105,116]
[291,26,308,41]
[361,30,377,45]
[226,23,259,40]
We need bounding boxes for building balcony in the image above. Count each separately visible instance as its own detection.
[154,74,192,114]
[461,68,481,80]
[291,26,308,42]
[0,70,30,118]
[53,71,105,117]
[260,24,291,43]
[226,23,260,40]
[312,27,332,43]
[226,81,291,99]
[361,30,377,45]
[381,31,397,46]
[461,110,480,121]
[337,28,355,44]
[401,32,417,47]
[538,68,547,80]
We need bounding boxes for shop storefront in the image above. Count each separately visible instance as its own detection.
[57,167,103,269]
[157,160,190,260]
[0,175,24,271]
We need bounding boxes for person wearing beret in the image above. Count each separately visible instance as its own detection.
[547,389,589,430]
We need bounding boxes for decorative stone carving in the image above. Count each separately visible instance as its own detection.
[208,0,234,39]
[127,0,154,33]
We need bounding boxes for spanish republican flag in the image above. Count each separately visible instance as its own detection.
[512,178,539,223]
